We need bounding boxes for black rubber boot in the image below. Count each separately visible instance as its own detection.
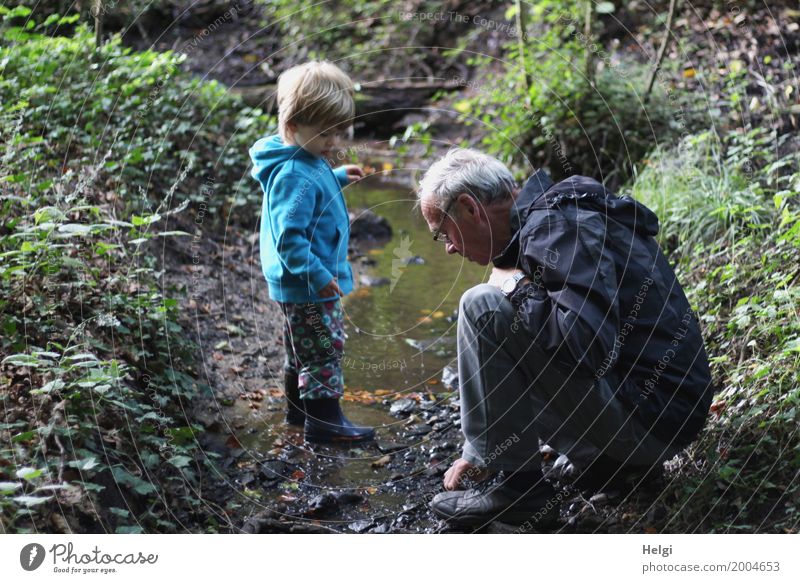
[284,370,305,426]
[303,397,375,444]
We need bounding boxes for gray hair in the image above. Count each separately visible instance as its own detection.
[417,147,516,212]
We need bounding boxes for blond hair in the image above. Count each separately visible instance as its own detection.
[276,61,355,141]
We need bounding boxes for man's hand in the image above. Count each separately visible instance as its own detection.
[487,266,525,289]
[317,277,343,299]
[341,164,365,184]
[443,458,491,491]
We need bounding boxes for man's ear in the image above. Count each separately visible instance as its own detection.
[459,193,480,223]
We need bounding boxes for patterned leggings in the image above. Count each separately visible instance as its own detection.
[278,299,345,400]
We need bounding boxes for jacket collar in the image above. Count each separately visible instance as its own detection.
[492,169,554,267]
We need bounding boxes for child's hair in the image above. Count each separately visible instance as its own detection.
[276,61,355,141]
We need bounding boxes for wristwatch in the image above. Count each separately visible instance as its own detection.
[501,272,526,297]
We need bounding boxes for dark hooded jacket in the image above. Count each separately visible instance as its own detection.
[494,170,714,447]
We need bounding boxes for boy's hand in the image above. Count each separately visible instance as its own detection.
[341,164,365,184]
[317,277,343,298]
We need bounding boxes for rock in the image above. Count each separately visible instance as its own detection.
[425,461,446,477]
[237,472,256,486]
[432,421,453,432]
[306,493,338,517]
[349,209,392,241]
[419,398,438,411]
[589,493,609,507]
[406,423,433,436]
[441,364,459,390]
[433,441,458,452]
[335,491,364,505]
[370,522,392,534]
[400,255,425,265]
[348,520,374,533]
[376,441,406,453]
[359,275,390,287]
[260,460,289,482]
[390,398,417,417]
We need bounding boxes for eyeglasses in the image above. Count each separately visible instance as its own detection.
[432,196,456,244]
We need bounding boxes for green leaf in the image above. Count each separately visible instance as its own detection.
[131,214,162,226]
[0,482,23,495]
[168,455,193,469]
[16,467,43,482]
[58,14,81,25]
[12,495,53,507]
[33,379,66,394]
[596,2,616,14]
[2,354,40,367]
[11,431,36,443]
[7,6,33,18]
[56,224,93,236]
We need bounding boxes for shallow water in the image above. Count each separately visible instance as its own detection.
[222,177,487,526]
[341,177,487,398]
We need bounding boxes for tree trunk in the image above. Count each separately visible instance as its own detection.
[93,0,104,46]
[514,0,531,94]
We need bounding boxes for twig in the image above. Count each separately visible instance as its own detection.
[644,0,680,105]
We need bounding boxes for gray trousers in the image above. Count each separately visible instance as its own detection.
[457,284,680,472]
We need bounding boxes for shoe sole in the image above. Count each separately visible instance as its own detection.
[431,503,560,530]
[304,433,376,444]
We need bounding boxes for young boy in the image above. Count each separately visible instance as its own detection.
[249,61,374,443]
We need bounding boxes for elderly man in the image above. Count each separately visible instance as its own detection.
[417,148,714,528]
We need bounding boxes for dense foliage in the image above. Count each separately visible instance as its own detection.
[0,8,274,532]
[629,129,800,531]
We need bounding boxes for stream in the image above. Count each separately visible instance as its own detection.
[217,176,489,530]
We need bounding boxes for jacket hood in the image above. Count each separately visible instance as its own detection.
[249,134,314,177]
[545,175,661,238]
[493,171,660,268]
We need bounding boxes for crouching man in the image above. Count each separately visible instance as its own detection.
[416,148,714,528]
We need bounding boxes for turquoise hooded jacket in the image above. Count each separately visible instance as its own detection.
[249,135,353,303]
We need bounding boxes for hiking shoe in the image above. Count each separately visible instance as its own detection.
[430,472,561,529]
